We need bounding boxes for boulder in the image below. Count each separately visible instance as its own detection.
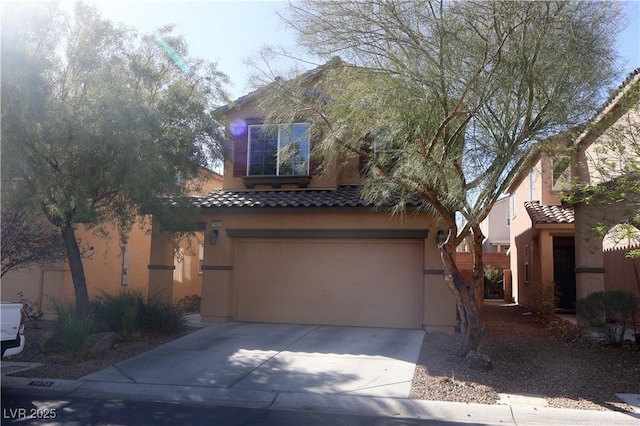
[87,332,116,354]
[464,350,493,371]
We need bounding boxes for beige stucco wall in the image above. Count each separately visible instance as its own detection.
[481,196,510,252]
[1,173,222,315]
[508,160,541,304]
[179,207,456,330]
[1,221,153,317]
[172,233,205,303]
[580,100,639,186]
[1,268,49,306]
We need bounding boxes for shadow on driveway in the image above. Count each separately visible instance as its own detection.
[81,322,424,398]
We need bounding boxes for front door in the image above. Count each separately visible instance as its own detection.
[553,236,576,311]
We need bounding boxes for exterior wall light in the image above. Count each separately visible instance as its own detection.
[209,229,219,245]
[435,229,446,245]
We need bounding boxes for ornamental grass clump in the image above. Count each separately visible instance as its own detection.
[140,295,187,336]
[47,300,94,359]
[91,288,146,339]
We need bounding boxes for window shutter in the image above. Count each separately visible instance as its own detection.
[233,132,248,177]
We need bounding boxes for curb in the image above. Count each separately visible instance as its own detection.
[3,375,640,426]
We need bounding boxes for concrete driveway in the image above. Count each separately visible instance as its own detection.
[81,322,424,398]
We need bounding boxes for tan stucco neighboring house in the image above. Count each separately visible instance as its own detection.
[480,196,511,254]
[146,64,456,331]
[507,68,640,312]
[0,169,222,317]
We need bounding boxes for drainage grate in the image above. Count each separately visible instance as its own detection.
[28,381,54,387]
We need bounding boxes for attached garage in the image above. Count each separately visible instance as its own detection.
[234,238,424,329]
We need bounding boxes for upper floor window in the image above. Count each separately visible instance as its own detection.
[551,156,571,191]
[248,123,310,176]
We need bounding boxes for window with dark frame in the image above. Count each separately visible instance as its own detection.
[247,123,310,176]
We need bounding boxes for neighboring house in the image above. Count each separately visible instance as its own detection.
[508,68,640,312]
[147,63,456,331]
[480,196,511,254]
[0,169,222,317]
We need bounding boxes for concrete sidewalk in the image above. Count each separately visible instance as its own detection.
[2,374,640,425]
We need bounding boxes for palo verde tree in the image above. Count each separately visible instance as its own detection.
[257,0,622,355]
[1,2,228,315]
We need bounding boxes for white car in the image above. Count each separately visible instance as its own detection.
[1,303,25,357]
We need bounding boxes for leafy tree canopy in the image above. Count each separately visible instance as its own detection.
[1,2,229,314]
[257,0,623,354]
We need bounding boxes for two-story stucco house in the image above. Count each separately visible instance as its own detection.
[147,63,456,331]
[507,68,640,312]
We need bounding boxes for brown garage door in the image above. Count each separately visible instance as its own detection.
[235,239,423,329]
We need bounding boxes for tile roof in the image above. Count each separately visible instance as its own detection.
[524,201,574,224]
[190,185,423,209]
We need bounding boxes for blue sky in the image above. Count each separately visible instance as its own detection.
[87,0,301,99]
[81,0,639,100]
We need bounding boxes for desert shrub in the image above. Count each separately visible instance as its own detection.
[47,300,94,358]
[91,288,187,338]
[530,282,561,324]
[576,290,638,345]
[175,294,201,313]
[91,288,145,336]
[121,304,141,340]
[484,267,504,298]
[140,295,187,336]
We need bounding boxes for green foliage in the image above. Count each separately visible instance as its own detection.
[47,301,94,359]
[258,1,621,354]
[577,290,639,345]
[626,249,640,260]
[91,288,146,338]
[1,208,66,278]
[175,294,201,313]
[483,267,504,298]
[141,295,187,336]
[1,2,228,314]
[91,288,186,338]
[121,305,141,341]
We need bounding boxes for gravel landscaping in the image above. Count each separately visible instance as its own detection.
[410,302,640,412]
[5,302,639,413]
